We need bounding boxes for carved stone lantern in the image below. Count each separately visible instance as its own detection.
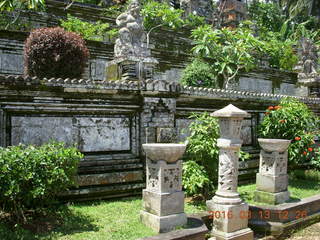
[206,104,253,240]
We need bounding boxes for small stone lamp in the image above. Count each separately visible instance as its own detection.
[206,104,253,240]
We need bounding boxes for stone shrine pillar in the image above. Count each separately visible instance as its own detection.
[140,143,187,233]
[254,139,291,205]
[206,104,253,240]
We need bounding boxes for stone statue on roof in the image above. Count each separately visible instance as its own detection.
[114,0,150,58]
[300,38,319,74]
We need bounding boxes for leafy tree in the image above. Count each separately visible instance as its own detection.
[191,24,260,88]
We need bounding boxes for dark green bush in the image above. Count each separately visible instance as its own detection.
[180,59,217,88]
[0,142,82,221]
[24,27,89,79]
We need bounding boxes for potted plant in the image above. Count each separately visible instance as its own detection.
[258,97,318,163]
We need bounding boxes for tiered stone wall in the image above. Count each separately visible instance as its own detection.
[0,0,305,96]
[0,75,319,199]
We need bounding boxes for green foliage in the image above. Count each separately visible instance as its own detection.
[0,0,45,11]
[291,169,320,182]
[249,1,285,33]
[260,31,298,70]
[0,142,83,221]
[60,14,116,42]
[141,0,184,31]
[141,0,205,31]
[191,25,259,88]
[182,160,212,196]
[259,98,320,165]
[180,58,217,88]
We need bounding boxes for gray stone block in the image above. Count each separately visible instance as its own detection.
[254,190,290,205]
[210,203,249,233]
[142,190,184,216]
[256,173,288,193]
[140,210,187,233]
[210,227,253,240]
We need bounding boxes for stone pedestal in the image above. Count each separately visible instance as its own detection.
[206,105,253,240]
[254,139,291,205]
[106,56,158,81]
[141,144,187,233]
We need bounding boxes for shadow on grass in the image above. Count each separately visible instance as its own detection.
[290,178,320,191]
[0,204,99,240]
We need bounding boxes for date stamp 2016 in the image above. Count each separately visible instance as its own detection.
[208,210,308,220]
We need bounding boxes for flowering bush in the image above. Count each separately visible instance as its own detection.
[259,98,320,165]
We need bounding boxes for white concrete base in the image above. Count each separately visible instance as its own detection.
[140,210,187,233]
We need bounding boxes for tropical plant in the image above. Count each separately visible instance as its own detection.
[60,14,116,41]
[180,58,217,88]
[182,160,212,196]
[0,142,82,222]
[24,27,89,79]
[279,0,319,20]
[259,98,320,165]
[0,0,45,11]
[191,24,260,88]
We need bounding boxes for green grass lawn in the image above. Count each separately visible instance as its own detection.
[238,178,320,205]
[0,197,205,240]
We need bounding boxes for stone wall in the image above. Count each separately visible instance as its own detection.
[0,0,305,96]
[0,75,319,199]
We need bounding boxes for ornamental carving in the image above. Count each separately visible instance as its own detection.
[218,150,238,192]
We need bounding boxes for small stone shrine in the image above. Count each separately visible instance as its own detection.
[254,139,291,205]
[106,0,158,81]
[206,104,253,240]
[140,143,187,233]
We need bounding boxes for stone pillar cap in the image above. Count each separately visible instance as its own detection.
[211,104,249,118]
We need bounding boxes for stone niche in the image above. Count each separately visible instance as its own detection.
[11,116,132,152]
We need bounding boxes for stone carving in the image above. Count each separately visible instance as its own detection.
[218,150,238,192]
[147,165,160,191]
[255,139,291,205]
[300,38,319,74]
[141,143,187,233]
[206,104,253,240]
[163,167,180,191]
[114,0,150,58]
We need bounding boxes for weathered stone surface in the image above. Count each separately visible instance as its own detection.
[76,117,131,152]
[143,190,184,216]
[140,210,187,233]
[77,171,143,186]
[209,228,254,240]
[254,190,290,205]
[11,116,76,146]
[256,173,288,193]
[209,203,249,233]
[11,116,131,152]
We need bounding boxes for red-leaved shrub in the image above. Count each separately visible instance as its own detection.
[24,27,89,79]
